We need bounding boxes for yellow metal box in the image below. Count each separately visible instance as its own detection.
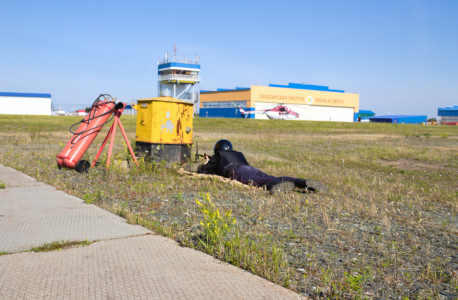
[133,96,193,164]
[135,97,193,144]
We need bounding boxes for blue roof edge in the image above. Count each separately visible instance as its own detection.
[200,83,347,93]
[370,115,427,119]
[158,62,201,70]
[438,106,458,110]
[359,110,375,114]
[269,83,345,93]
[0,92,52,98]
[201,88,251,93]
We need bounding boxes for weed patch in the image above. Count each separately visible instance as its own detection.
[29,239,94,252]
[193,194,294,287]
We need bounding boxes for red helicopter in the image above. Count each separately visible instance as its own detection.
[238,104,300,119]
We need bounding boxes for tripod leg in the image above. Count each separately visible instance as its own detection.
[116,118,139,167]
[92,125,113,167]
[106,115,118,170]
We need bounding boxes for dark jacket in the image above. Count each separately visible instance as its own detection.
[197,150,249,177]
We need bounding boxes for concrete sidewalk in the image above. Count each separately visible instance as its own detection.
[0,184,151,253]
[0,165,302,299]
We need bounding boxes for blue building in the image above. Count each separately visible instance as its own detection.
[123,104,137,116]
[369,115,427,124]
[438,106,458,124]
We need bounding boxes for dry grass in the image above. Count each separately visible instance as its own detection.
[1,114,458,299]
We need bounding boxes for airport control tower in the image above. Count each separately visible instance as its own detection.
[158,44,200,106]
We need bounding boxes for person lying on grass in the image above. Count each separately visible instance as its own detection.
[197,139,328,195]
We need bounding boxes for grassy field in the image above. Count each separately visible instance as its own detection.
[1,114,458,299]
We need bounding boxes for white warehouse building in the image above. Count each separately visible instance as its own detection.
[0,92,52,115]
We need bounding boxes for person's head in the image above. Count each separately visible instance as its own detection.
[214,139,233,154]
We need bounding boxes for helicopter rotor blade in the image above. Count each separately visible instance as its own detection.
[255,103,278,110]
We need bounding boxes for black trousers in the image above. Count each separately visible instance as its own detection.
[229,165,297,188]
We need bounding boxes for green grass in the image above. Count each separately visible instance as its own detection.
[1,114,458,298]
[29,239,93,252]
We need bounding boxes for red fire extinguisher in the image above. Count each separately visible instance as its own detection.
[56,95,117,171]
[57,94,139,173]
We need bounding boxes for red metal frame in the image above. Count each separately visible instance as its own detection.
[91,104,139,170]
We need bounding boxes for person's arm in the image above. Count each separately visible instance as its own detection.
[197,154,219,174]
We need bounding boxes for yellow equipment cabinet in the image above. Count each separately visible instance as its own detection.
[134,96,193,164]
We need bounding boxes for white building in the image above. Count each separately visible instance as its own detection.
[76,109,87,116]
[0,92,51,115]
[52,110,66,116]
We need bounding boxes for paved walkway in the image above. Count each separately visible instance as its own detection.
[0,165,303,299]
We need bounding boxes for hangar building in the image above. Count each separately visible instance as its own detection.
[200,83,359,122]
[369,115,427,124]
[0,92,51,115]
[438,106,458,124]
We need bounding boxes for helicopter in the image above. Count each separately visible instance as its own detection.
[238,104,300,120]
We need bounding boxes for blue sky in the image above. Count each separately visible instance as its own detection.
[1,0,457,117]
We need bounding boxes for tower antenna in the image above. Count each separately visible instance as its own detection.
[171,43,178,62]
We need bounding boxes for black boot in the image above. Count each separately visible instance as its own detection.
[294,179,328,193]
[293,179,307,189]
[267,180,295,195]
